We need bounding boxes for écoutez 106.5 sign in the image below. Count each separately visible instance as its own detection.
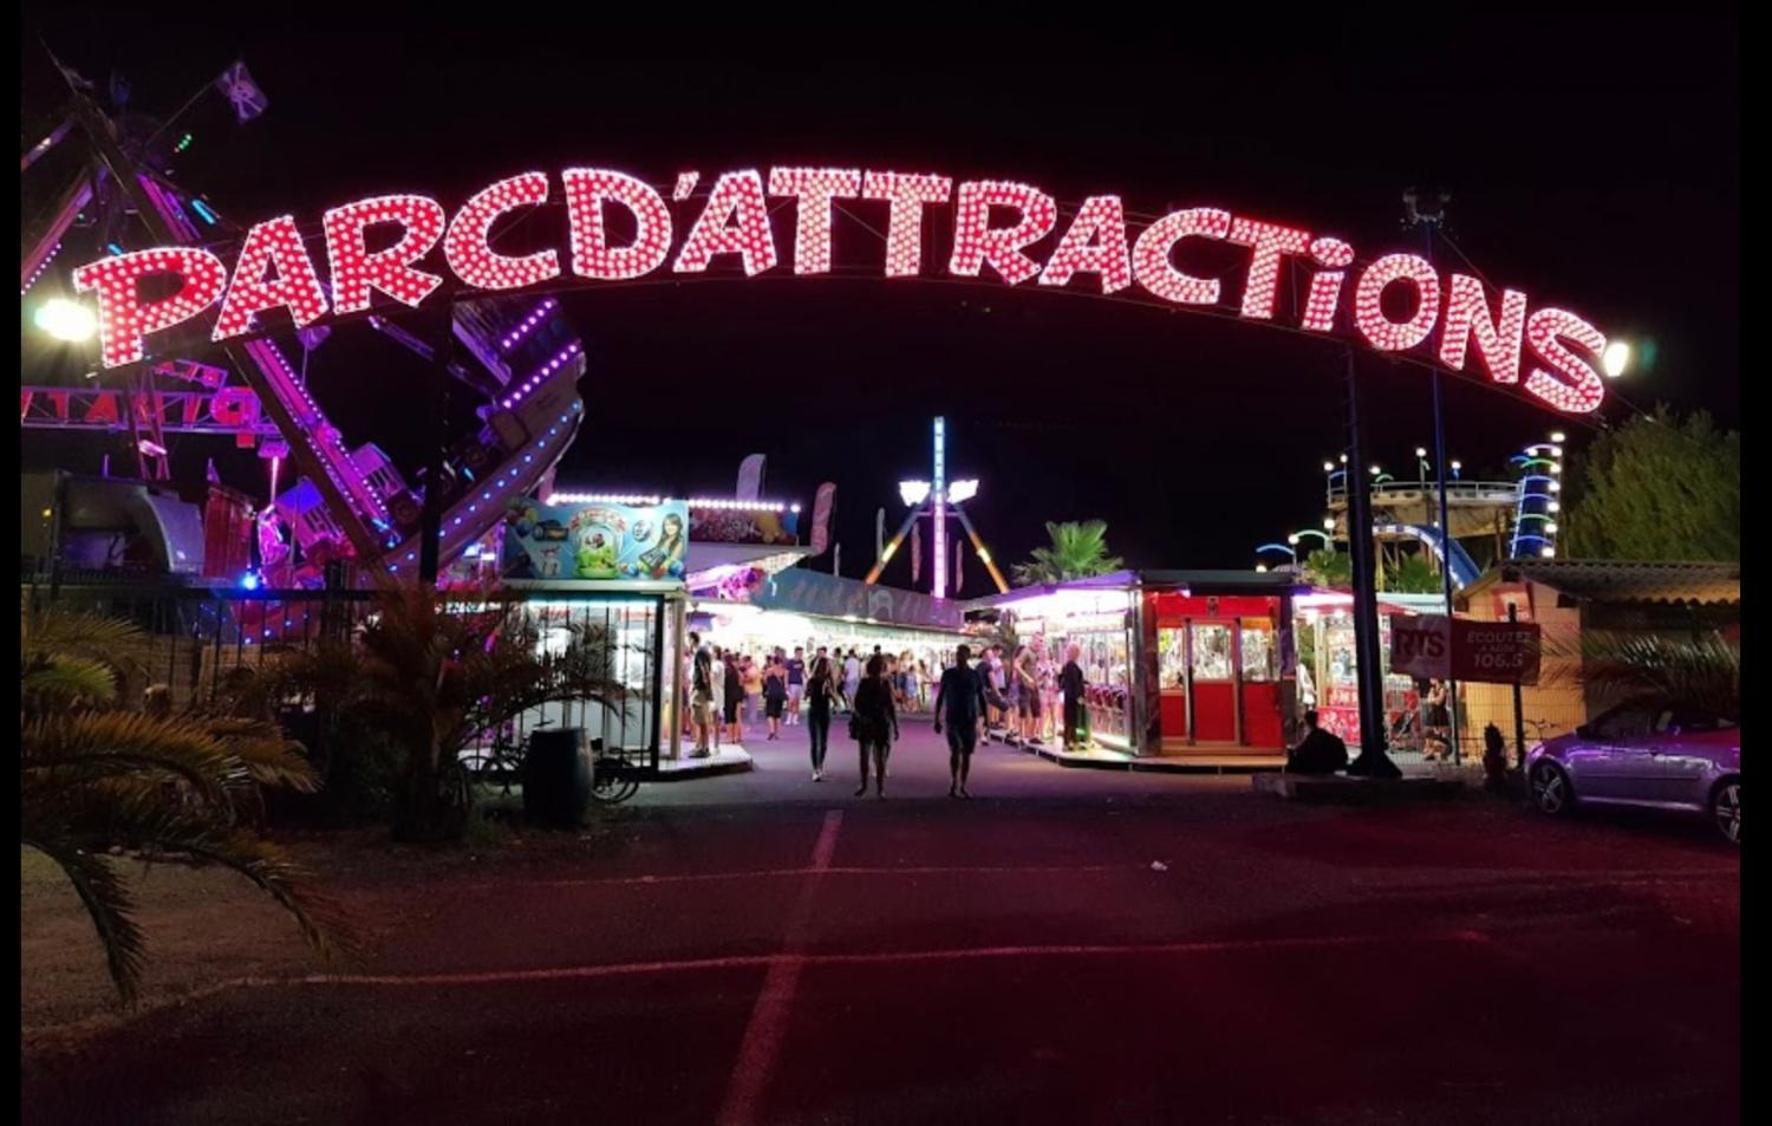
[74,166,1610,414]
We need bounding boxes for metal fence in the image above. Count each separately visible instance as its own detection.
[21,578,674,772]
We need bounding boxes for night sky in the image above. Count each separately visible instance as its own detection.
[20,9,1739,581]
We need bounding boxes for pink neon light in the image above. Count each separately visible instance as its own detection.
[948,181,1058,286]
[1038,195,1132,293]
[1300,236,1354,333]
[768,167,862,275]
[1132,207,1230,305]
[1523,308,1606,413]
[73,247,228,367]
[444,172,561,291]
[1353,253,1440,352]
[323,194,447,314]
[1228,217,1312,320]
[1438,273,1527,385]
[213,215,330,341]
[672,169,777,276]
[564,169,674,281]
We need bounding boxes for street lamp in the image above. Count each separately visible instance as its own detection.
[32,297,97,343]
[1602,340,1631,378]
[1415,446,1430,487]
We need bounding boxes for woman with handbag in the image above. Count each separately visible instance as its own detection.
[850,654,899,798]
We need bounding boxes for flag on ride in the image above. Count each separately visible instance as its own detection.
[735,453,765,501]
[297,325,331,352]
[215,61,268,123]
[808,483,836,556]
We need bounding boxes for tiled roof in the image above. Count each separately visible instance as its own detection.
[1468,560,1740,605]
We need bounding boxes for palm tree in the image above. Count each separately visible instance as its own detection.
[21,606,351,1003]
[1547,628,1740,720]
[271,586,632,841]
[1012,520,1124,586]
[1301,548,1352,588]
[1383,554,1442,594]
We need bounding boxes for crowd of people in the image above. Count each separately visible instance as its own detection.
[682,633,1094,797]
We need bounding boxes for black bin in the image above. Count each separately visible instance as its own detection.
[522,728,593,829]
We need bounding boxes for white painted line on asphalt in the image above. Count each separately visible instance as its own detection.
[717,808,843,1126]
[511,862,1131,889]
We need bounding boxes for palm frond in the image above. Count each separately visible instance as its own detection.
[1544,629,1740,718]
[24,712,240,807]
[22,656,121,708]
[21,838,148,1004]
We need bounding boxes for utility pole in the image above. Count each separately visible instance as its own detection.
[1343,348,1395,774]
[1405,187,1461,763]
[418,309,455,586]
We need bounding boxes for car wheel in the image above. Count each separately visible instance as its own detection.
[1529,761,1573,816]
[1711,780,1740,846]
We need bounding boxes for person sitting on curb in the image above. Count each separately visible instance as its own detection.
[1287,709,1349,775]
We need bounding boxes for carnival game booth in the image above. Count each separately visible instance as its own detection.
[969,570,1299,760]
[691,568,970,697]
[1291,590,1449,757]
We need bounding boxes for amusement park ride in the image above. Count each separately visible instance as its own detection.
[864,416,1010,600]
[21,63,585,591]
[1258,434,1568,588]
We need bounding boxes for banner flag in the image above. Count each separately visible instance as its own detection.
[808,482,836,555]
[215,61,269,123]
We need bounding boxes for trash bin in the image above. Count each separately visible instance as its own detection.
[523,727,593,829]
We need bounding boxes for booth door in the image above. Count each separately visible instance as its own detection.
[1238,618,1283,749]
[1190,622,1237,742]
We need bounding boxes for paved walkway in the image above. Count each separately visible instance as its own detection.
[640,716,1252,806]
[22,715,1739,1125]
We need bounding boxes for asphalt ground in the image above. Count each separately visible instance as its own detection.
[22,719,1739,1125]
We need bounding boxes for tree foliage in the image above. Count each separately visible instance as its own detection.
[1012,520,1124,586]
[1383,554,1442,594]
[20,606,351,1003]
[1562,406,1739,561]
[268,586,633,841]
[1302,548,1351,588]
[1544,628,1739,721]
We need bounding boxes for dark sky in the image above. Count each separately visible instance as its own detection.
[20,8,1738,581]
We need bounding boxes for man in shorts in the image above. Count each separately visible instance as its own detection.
[785,646,806,725]
[932,644,988,798]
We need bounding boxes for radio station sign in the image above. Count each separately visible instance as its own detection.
[71,165,1611,415]
[1390,614,1541,685]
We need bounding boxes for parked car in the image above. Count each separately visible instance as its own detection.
[1526,702,1740,844]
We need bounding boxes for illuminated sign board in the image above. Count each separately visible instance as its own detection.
[73,166,1610,414]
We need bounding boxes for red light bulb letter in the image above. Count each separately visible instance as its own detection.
[444,172,561,291]
[673,169,778,276]
[213,215,330,341]
[1228,217,1312,320]
[1438,273,1527,384]
[861,171,952,278]
[768,167,862,275]
[1524,308,1606,414]
[948,181,1058,286]
[1300,236,1354,332]
[1132,207,1231,305]
[1353,253,1440,352]
[74,247,228,368]
[564,169,674,281]
[323,194,447,314]
[1038,195,1132,293]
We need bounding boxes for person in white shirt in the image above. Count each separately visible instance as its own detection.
[708,647,728,752]
[842,650,862,714]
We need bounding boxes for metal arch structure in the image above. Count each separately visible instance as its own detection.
[22,75,586,589]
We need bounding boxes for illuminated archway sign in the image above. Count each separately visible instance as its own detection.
[72,165,1610,415]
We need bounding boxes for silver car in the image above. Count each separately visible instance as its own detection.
[1527,702,1740,844]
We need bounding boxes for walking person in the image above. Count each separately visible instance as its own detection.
[1059,643,1086,751]
[763,653,788,740]
[785,646,806,725]
[693,647,717,756]
[850,654,899,798]
[933,643,988,798]
[842,649,862,714]
[805,655,836,780]
[742,654,764,734]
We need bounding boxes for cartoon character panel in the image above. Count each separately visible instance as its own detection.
[503,500,689,581]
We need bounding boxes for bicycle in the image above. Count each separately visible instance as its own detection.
[462,719,554,797]
[589,739,644,804]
